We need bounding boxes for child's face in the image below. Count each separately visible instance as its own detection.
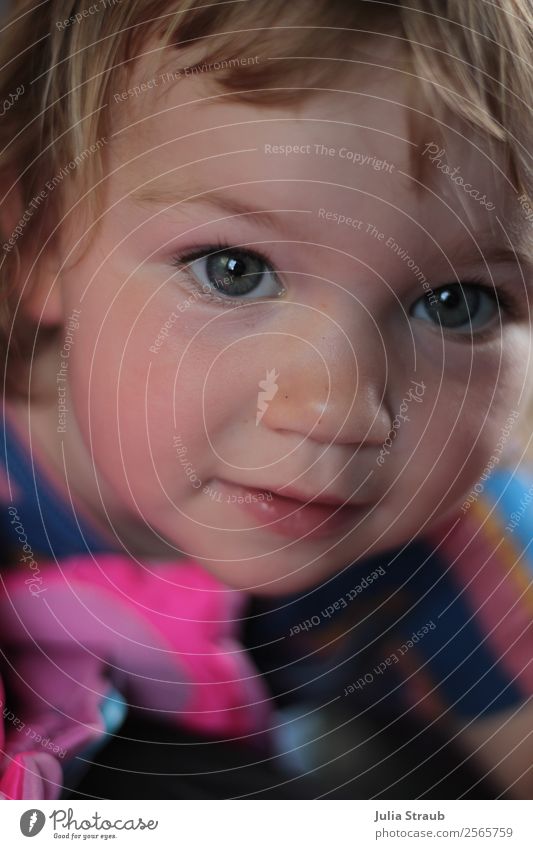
[43,49,532,593]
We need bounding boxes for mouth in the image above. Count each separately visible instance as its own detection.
[270,483,368,508]
[212,478,372,539]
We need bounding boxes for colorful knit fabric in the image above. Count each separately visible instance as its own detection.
[247,466,533,729]
[0,414,271,799]
[1,408,532,797]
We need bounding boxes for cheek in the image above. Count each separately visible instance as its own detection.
[64,255,259,489]
[388,360,523,518]
[141,319,271,450]
[408,331,526,448]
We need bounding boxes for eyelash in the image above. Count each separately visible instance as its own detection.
[170,240,523,327]
[171,239,279,308]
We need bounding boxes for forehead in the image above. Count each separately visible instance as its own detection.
[106,47,531,272]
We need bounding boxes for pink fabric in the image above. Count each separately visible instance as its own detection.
[0,554,272,799]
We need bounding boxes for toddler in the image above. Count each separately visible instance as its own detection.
[0,0,532,799]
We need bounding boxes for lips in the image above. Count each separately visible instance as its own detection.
[268,483,368,508]
[213,478,370,539]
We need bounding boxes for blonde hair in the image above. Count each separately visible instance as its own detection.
[0,0,532,403]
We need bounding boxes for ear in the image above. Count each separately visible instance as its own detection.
[0,181,63,328]
[18,245,64,328]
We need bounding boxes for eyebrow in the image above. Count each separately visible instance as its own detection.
[132,179,313,236]
[441,227,533,278]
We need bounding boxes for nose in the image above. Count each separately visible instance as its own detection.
[259,306,393,446]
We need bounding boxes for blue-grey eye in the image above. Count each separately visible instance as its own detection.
[186,248,284,299]
[411,283,500,332]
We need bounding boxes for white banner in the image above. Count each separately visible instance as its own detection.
[0,800,531,848]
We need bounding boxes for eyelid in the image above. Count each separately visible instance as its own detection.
[174,240,275,269]
[470,277,521,313]
[415,276,520,316]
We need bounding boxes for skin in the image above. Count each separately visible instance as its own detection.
[5,40,533,799]
[9,47,533,595]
